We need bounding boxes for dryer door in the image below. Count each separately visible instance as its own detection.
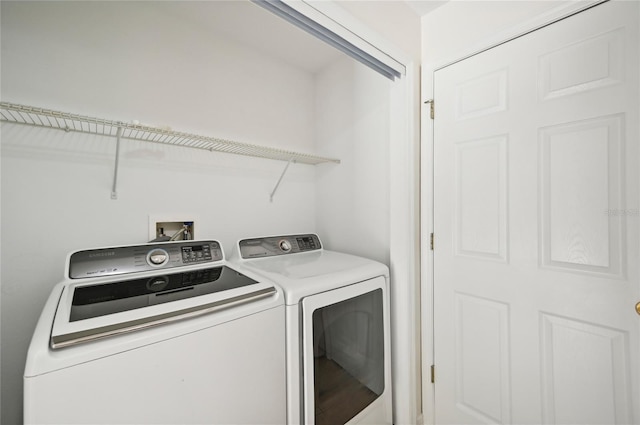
[301,276,391,425]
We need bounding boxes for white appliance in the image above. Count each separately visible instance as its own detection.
[24,240,286,424]
[233,234,392,425]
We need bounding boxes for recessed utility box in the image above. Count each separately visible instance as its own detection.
[156,221,194,240]
[148,215,198,242]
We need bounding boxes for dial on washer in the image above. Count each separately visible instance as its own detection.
[278,239,292,253]
[147,248,169,266]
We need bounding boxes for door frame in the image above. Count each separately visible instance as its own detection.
[420,1,608,424]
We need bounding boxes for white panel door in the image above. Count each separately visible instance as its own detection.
[433,1,639,423]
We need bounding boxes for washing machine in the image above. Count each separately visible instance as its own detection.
[233,234,392,425]
[24,239,286,424]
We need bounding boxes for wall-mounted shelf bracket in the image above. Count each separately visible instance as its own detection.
[111,126,123,200]
[270,158,295,202]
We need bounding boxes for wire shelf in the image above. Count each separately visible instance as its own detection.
[0,102,340,165]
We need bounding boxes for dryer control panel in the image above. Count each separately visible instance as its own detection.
[68,240,223,279]
[238,234,322,259]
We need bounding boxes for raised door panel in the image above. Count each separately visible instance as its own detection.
[455,136,509,262]
[540,313,632,424]
[539,115,625,277]
[455,293,511,424]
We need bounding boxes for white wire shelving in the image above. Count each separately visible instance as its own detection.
[0,102,340,200]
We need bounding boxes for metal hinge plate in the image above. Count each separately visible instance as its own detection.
[425,99,434,119]
[431,365,435,383]
[430,233,434,250]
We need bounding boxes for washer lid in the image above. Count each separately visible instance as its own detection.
[69,266,255,321]
[50,265,278,350]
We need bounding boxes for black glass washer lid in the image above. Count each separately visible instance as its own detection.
[70,266,257,321]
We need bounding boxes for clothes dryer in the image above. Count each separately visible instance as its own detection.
[233,234,392,425]
[24,240,286,424]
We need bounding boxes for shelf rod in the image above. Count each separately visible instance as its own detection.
[0,102,341,165]
[270,158,295,202]
[111,126,123,200]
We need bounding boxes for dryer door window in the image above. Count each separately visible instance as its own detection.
[301,277,387,425]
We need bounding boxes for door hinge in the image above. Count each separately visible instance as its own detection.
[431,365,435,383]
[430,233,434,250]
[425,99,435,119]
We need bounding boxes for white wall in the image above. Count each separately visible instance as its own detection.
[1,1,318,149]
[421,1,572,67]
[315,57,391,264]
[327,0,421,63]
[1,2,319,424]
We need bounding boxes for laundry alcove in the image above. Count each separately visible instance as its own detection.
[1,2,419,425]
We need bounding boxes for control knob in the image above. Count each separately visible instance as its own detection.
[279,239,292,253]
[147,248,169,267]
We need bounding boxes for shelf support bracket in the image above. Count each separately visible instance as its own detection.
[270,158,295,202]
[111,126,123,200]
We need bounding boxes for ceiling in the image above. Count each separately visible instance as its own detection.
[157,0,448,76]
[403,0,449,16]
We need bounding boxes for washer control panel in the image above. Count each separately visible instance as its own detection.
[69,240,223,279]
[238,234,322,259]
[181,244,213,264]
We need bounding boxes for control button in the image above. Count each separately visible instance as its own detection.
[279,239,292,252]
[296,237,317,251]
[146,248,169,267]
